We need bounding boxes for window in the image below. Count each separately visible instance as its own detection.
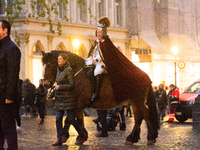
[0,0,13,15]
[36,0,44,17]
[33,44,42,56]
[115,0,122,26]
[98,0,105,18]
[59,0,64,19]
[32,42,44,86]
[0,1,5,14]
[79,0,87,22]
[184,82,200,93]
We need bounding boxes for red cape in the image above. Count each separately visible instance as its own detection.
[99,37,152,102]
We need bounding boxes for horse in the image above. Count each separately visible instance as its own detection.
[42,50,159,145]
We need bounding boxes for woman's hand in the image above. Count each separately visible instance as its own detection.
[55,85,60,90]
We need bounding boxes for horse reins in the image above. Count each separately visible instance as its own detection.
[74,68,83,77]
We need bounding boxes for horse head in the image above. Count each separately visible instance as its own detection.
[42,50,85,88]
[42,51,58,88]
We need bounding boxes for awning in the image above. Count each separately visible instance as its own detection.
[140,31,166,48]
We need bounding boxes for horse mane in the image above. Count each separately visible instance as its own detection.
[43,50,86,69]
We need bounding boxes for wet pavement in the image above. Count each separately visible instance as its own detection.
[11,110,200,150]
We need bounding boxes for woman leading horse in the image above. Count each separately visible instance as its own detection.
[42,17,159,146]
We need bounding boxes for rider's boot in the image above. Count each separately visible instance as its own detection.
[90,75,102,101]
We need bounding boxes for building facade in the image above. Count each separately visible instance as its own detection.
[127,0,200,91]
[1,0,200,91]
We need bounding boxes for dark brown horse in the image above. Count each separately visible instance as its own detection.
[42,50,159,145]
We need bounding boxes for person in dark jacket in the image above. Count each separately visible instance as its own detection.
[0,20,21,150]
[15,79,23,130]
[48,53,87,146]
[154,84,167,123]
[36,79,47,125]
[22,78,36,117]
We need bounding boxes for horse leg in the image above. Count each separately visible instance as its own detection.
[142,104,157,145]
[125,101,143,145]
[144,86,159,145]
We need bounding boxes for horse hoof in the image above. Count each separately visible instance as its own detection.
[147,140,156,146]
[125,140,134,145]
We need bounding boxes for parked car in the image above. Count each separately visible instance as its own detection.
[175,79,200,122]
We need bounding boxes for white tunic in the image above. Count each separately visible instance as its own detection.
[85,39,106,76]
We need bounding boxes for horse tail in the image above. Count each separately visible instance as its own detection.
[146,85,159,139]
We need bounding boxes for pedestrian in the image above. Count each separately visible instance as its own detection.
[48,53,87,146]
[125,102,132,117]
[107,107,126,131]
[36,79,47,125]
[167,84,179,122]
[22,78,36,117]
[15,79,23,130]
[0,20,21,150]
[154,83,167,123]
[119,106,126,131]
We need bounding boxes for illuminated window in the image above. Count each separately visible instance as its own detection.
[32,42,44,86]
[153,66,161,86]
[32,45,41,56]
[132,51,140,63]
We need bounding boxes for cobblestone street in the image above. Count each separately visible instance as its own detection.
[13,109,200,150]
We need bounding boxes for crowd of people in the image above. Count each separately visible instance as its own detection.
[0,18,180,150]
[154,83,180,124]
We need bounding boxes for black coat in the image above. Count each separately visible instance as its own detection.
[0,36,21,104]
[154,89,167,109]
[36,85,47,104]
[50,63,77,111]
[22,82,36,106]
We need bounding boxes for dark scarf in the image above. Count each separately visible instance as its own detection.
[58,62,70,72]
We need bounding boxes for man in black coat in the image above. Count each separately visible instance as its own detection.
[22,78,36,117]
[0,20,21,150]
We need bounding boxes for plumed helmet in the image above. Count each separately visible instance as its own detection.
[96,16,110,38]
[97,16,110,29]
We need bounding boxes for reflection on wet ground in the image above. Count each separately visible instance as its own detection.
[12,115,200,150]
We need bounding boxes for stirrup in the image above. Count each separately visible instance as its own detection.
[90,93,99,102]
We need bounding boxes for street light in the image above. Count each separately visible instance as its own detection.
[172,46,179,86]
[72,39,80,55]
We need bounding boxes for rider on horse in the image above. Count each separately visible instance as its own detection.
[85,17,110,101]
[86,16,152,103]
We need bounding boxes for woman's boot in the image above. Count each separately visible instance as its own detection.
[52,138,62,146]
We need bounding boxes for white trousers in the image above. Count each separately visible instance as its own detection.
[85,57,105,76]
[94,63,104,76]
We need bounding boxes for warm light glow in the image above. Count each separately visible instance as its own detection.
[172,46,179,58]
[72,39,80,55]
[132,51,140,63]
[33,45,36,52]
